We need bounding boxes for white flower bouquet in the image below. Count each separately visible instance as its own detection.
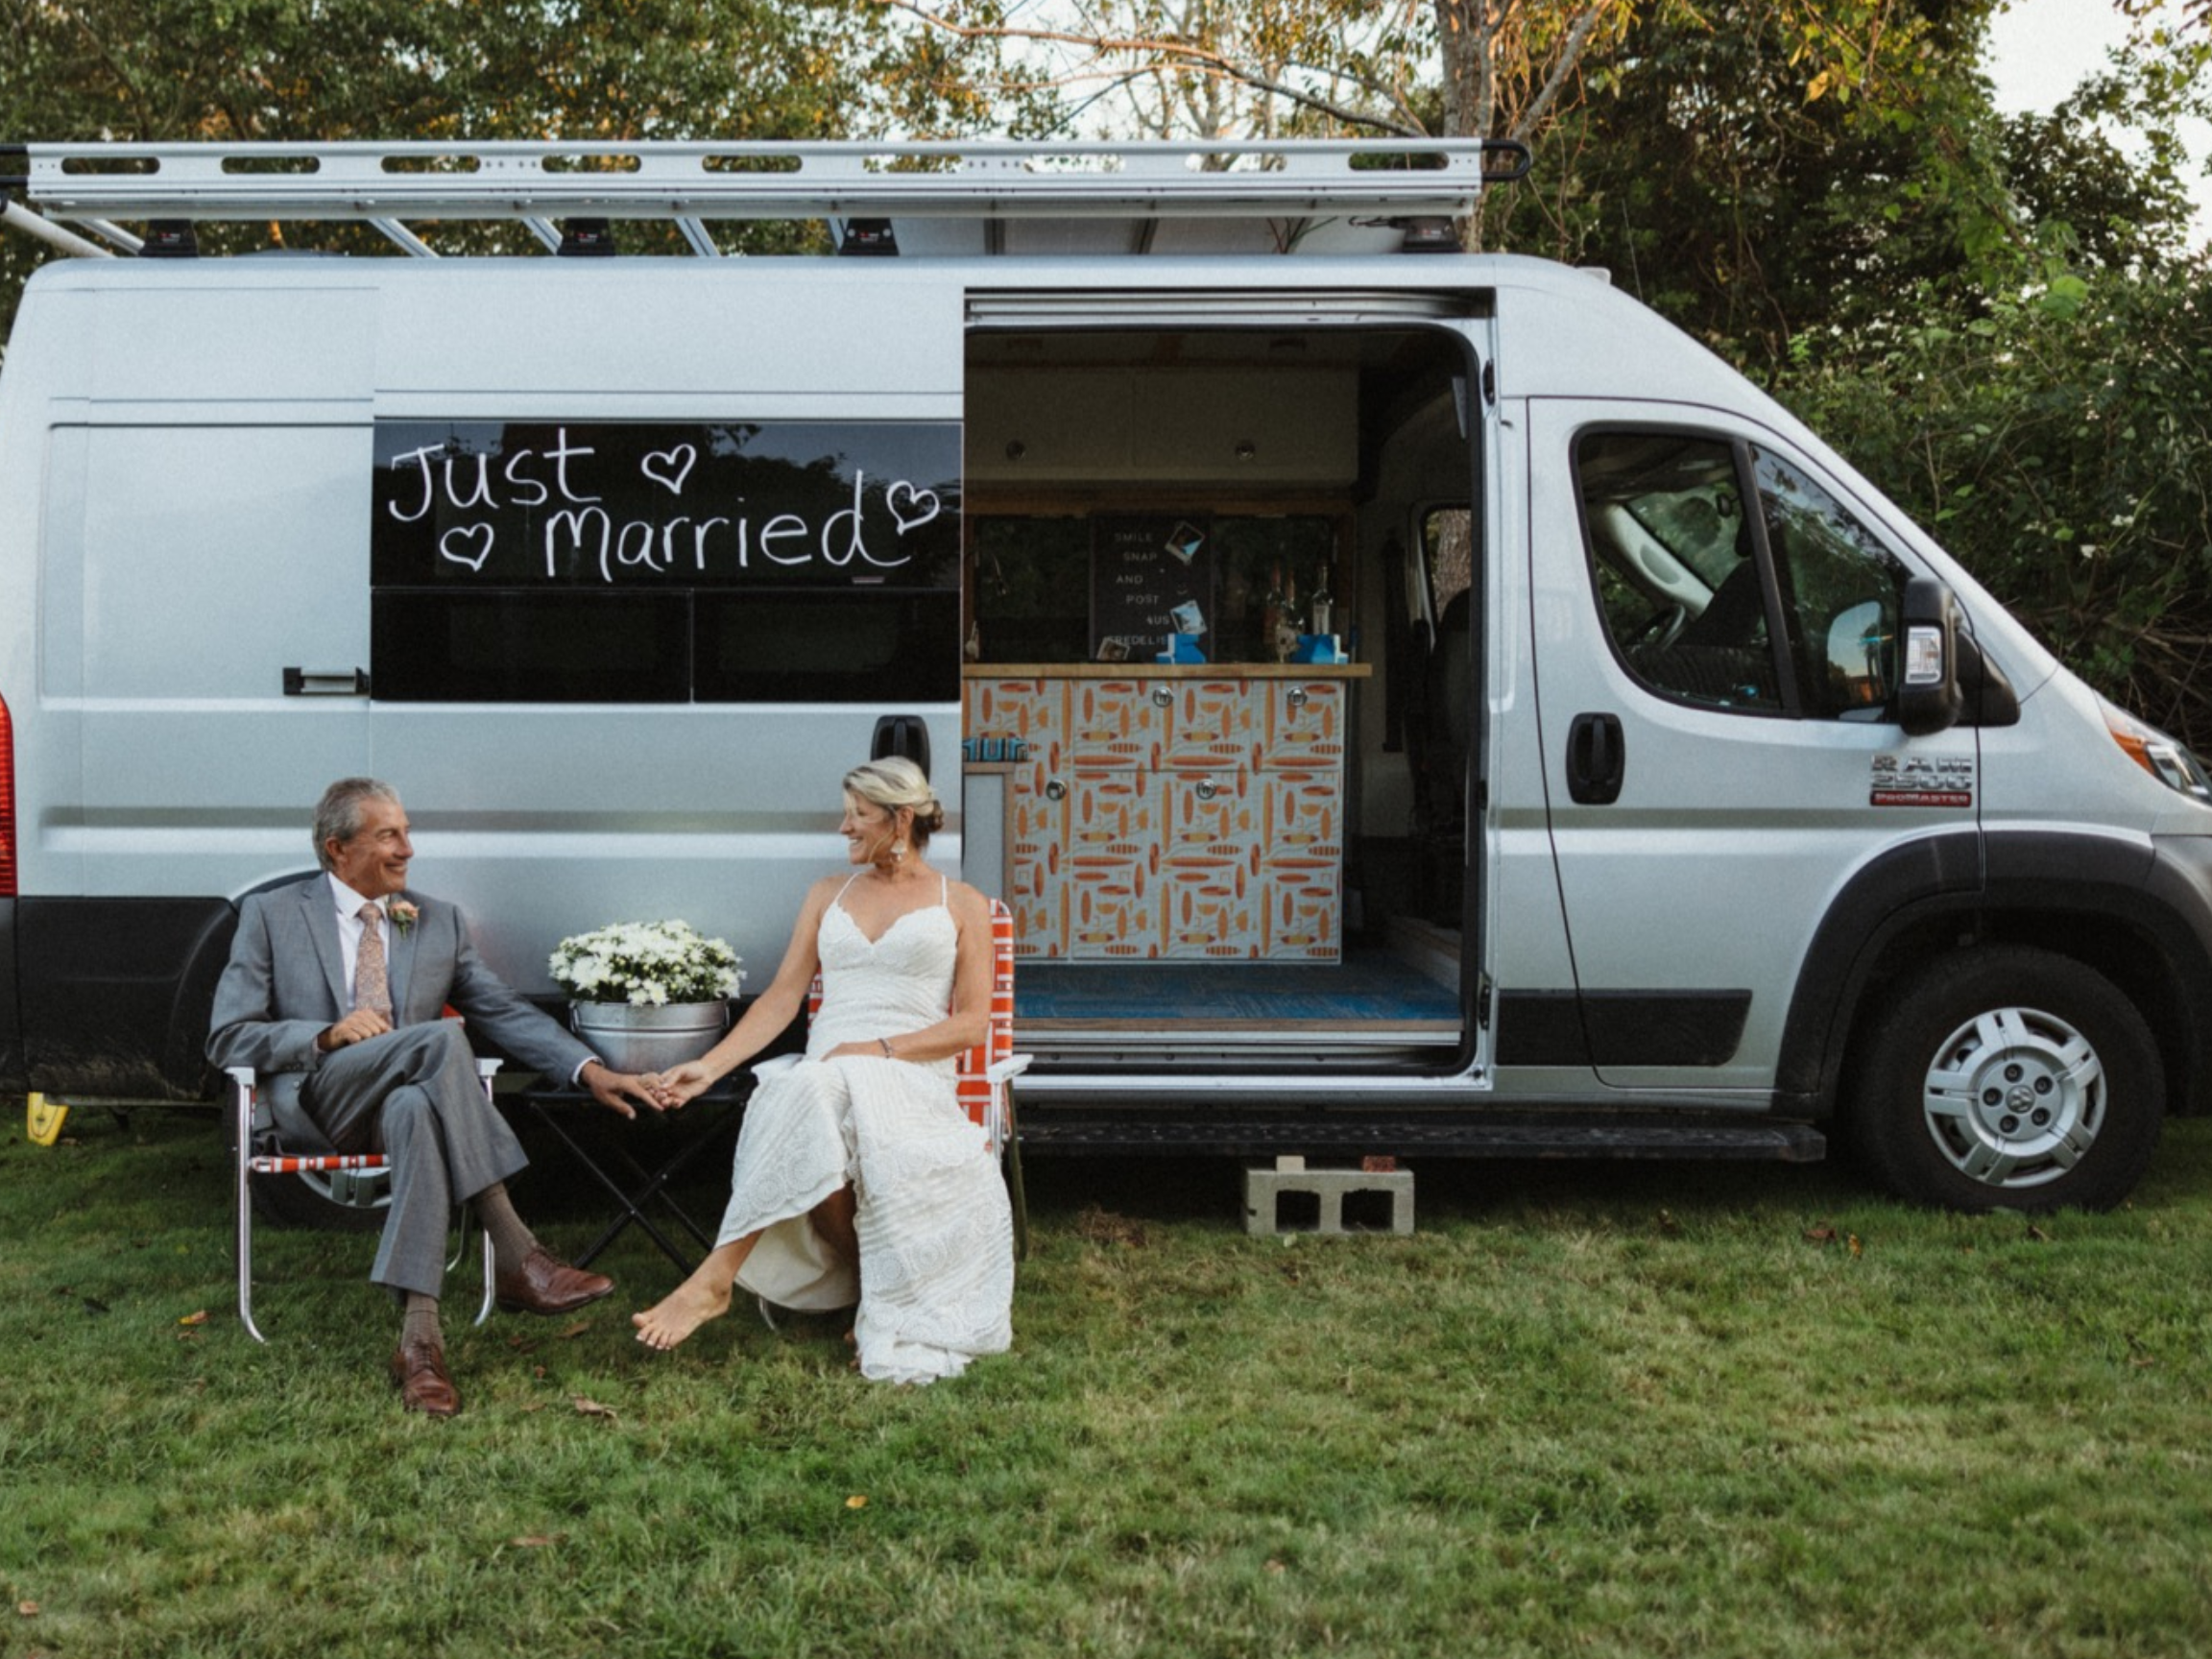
[549,920,744,1006]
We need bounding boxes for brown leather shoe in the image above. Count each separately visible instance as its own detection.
[494,1244,614,1316]
[389,1338,460,1417]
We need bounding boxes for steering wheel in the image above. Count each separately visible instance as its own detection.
[1626,602,1689,653]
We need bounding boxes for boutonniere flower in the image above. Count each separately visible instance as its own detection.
[387,899,420,935]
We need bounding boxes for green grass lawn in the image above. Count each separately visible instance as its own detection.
[3,1103,2209,1659]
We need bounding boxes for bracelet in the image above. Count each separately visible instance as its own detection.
[878,1036,896,1059]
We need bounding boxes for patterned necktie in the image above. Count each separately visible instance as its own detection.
[353,902,394,1019]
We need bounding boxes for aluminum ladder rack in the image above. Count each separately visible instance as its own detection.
[2,137,1527,259]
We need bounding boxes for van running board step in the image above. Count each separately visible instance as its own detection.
[1015,1117,1825,1162]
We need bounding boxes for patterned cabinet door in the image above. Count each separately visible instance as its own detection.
[1064,770,1166,958]
[1160,768,1263,959]
[1004,750,1069,959]
[970,679,1073,958]
[1067,678,1170,771]
[1160,678,1260,772]
[1258,680,1345,772]
[1260,681,1346,960]
[966,677,1070,770]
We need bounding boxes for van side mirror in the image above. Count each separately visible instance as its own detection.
[1897,578,1964,736]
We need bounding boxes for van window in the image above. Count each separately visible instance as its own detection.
[1750,447,1910,719]
[1422,507,1473,621]
[1575,430,1908,720]
[369,418,960,703]
[969,513,1340,665]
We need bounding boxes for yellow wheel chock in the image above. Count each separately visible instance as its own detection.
[26,1093,69,1146]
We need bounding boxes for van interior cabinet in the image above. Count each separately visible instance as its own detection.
[964,666,1365,962]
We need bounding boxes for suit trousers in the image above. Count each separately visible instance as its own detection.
[301,1022,530,1299]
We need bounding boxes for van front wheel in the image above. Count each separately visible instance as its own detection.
[1851,947,2162,1213]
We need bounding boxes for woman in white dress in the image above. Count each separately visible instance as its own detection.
[631,758,1014,1382]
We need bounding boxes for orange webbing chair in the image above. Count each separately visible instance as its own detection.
[789,896,1030,1257]
[228,1046,502,1342]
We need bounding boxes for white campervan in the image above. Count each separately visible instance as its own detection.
[3,138,2208,1215]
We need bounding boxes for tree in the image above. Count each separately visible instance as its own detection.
[0,0,1015,343]
[1780,256,2212,751]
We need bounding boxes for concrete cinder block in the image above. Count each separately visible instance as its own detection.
[1244,1165,1414,1237]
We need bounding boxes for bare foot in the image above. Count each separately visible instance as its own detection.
[631,1280,733,1351]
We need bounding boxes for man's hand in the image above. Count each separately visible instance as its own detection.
[317,1009,394,1053]
[580,1060,662,1120]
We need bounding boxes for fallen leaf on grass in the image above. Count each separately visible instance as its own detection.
[1073,1204,1148,1248]
[2026,1224,2052,1243]
[518,1401,548,1414]
[557,1320,591,1340]
[510,1534,563,1549]
[570,1395,618,1422]
[1265,1559,1286,1575]
[845,1495,868,1510]
[1804,1225,1838,1244]
[17,1601,38,1617]
[1655,1209,1681,1236]
[178,1310,209,1327]
[506,1335,541,1354]
[1847,1234,1863,1258]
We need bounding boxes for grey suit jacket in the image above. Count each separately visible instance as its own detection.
[206,875,594,1150]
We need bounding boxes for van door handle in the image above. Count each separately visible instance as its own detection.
[1567,712,1624,805]
[283,667,370,697]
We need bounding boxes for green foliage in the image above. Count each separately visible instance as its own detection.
[0,0,1016,339]
[6,1107,2212,1657]
[1771,257,2212,750]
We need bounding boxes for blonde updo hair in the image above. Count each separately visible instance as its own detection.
[843,757,947,850]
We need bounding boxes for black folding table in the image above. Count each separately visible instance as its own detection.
[514,1079,751,1276]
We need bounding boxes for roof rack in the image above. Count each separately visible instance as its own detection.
[2,137,1526,259]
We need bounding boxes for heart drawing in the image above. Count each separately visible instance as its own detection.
[641,445,696,495]
[439,523,495,572]
[886,481,941,535]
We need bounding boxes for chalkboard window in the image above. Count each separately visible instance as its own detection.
[695,592,960,703]
[370,417,960,703]
[373,591,690,703]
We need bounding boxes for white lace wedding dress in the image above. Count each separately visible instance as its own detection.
[716,876,1014,1383]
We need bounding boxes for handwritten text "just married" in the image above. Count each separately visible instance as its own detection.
[384,429,947,583]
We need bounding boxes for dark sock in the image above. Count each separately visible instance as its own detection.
[402,1292,443,1353]
[475,1181,538,1270]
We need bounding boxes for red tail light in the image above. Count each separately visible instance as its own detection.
[0,691,14,897]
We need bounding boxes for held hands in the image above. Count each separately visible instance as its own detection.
[581,1061,663,1120]
[645,1061,717,1112]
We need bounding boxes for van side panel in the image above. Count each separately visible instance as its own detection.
[0,262,969,1098]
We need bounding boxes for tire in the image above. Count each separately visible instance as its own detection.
[221,1090,390,1233]
[1850,945,2163,1213]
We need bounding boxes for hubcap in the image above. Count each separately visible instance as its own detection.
[1921,1005,2103,1190]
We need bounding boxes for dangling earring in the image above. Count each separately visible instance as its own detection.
[892,840,908,863]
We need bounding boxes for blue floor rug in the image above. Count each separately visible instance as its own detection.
[1017,950,1460,1023]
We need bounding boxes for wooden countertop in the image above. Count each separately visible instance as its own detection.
[963,662,1372,680]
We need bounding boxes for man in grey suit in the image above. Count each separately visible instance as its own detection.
[208,777,660,1416]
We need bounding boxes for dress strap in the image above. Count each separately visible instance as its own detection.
[940,875,949,907]
[833,870,866,903]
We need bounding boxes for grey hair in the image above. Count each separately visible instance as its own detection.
[313,777,401,871]
[842,757,945,848]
